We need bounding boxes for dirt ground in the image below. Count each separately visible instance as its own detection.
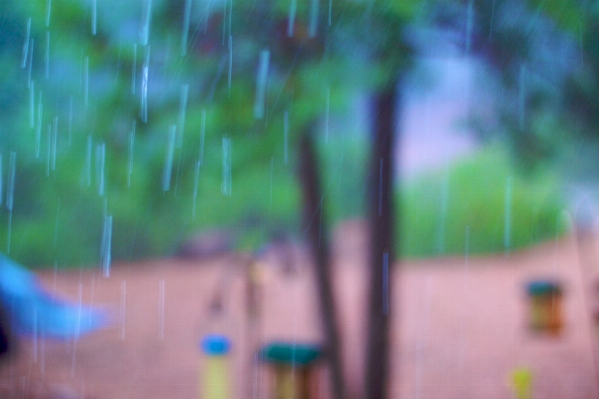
[1,223,599,399]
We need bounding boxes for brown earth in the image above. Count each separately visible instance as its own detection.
[0,224,599,399]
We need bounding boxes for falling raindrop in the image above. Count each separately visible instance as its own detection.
[75,282,83,339]
[51,116,58,171]
[40,334,45,376]
[221,136,232,196]
[120,280,126,340]
[382,252,389,315]
[140,46,150,122]
[253,50,270,119]
[378,158,383,217]
[325,87,330,143]
[68,96,73,145]
[128,120,135,187]
[36,92,42,158]
[504,176,512,252]
[464,226,470,273]
[228,35,232,95]
[488,0,496,40]
[21,18,31,68]
[177,84,189,148]
[288,0,297,36]
[519,65,526,130]
[84,135,92,187]
[308,0,319,37]
[139,0,153,46]
[29,81,35,128]
[91,0,97,35]
[436,174,449,254]
[465,0,473,53]
[0,156,3,208]
[83,56,89,108]
[6,152,16,254]
[162,125,176,191]
[46,124,51,176]
[45,31,50,79]
[53,201,60,247]
[96,142,106,196]
[27,38,34,87]
[33,305,38,363]
[131,43,137,95]
[158,279,165,339]
[269,157,273,210]
[181,0,192,56]
[101,215,112,278]
[45,0,52,27]
[283,111,289,164]
[192,160,200,219]
[328,0,332,26]
[199,109,206,165]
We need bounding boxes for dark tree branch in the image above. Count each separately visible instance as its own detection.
[298,127,346,399]
[364,82,398,399]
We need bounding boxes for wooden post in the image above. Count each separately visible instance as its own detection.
[298,128,346,399]
[364,83,398,399]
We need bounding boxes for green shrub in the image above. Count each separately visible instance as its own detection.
[399,146,567,258]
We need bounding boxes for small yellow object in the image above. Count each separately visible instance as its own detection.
[510,368,532,399]
[202,355,229,399]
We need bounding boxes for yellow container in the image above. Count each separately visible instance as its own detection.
[200,335,231,399]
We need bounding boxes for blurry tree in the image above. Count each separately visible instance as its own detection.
[414,0,578,170]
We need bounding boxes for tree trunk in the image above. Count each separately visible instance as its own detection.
[364,83,398,399]
[298,128,346,399]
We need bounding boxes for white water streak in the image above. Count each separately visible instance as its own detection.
[253,51,270,119]
[51,117,58,171]
[192,161,200,219]
[96,143,105,196]
[199,109,206,164]
[140,46,150,122]
[29,81,35,128]
[27,39,34,87]
[162,126,176,191]
[325,88,330,143]
[504,176,512,251]
[228,35,232,94]
[45,0,52,27]
[181,0,192,56]
[21,18,31,68]
[139,0,153,46]
[177,84,189,148]
[102,215,112,278]
[68,97,73,145]
[45,31,50,79]
[120,280,126,340]
[283,111,289,164]
[158,279,165,339]
[85,136,92,186]
[288,0,297,36]
[91,0,97,35]
[221,136,232,195]
[132,44,137,94]
[308,0,318,37]
[36,92,43,158]
[128,120,136,187]
[84,56,89,107]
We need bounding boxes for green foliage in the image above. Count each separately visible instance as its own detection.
[399,146,567,258]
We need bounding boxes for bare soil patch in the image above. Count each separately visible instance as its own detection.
[0,229,598,399]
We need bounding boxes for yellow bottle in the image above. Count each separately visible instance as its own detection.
[200,334,231,399]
